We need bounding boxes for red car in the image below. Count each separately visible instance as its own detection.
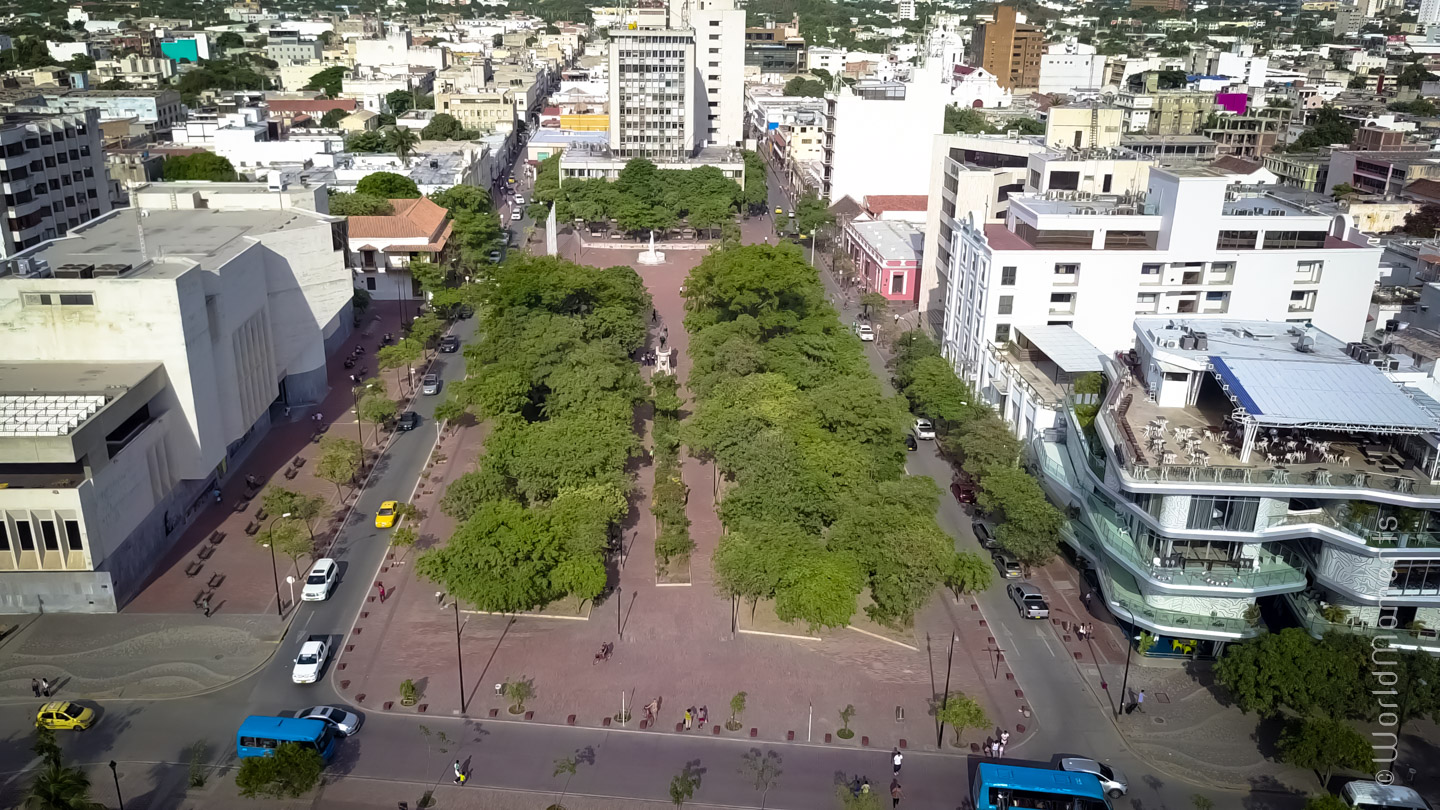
[950,478,977,504]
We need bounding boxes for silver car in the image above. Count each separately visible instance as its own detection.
[1007,582,1049,619]
[421,374,440,395]
[1060,757,1127,798]
[296,705,363,736]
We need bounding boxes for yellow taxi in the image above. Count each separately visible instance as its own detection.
[36,701,95,731]
[375,501,398,529]
[774,206,783,215]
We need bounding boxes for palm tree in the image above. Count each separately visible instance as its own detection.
[384,127,421,168]
[25,762,102,810]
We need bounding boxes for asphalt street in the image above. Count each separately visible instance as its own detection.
[0,156,1310,810]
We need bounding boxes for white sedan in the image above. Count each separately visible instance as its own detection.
[297,705,363,736]
[511,210,522,221]
[291,639,328,685]
[856,324,875,342]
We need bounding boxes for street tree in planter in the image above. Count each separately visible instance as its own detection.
[315,436,363,498]
[727,691,747,731]
[357,392,398,443]
[837,704,856,739]
[255,519,314,577]
[235,741,324,798]
[1278,716,1372,787]
[933,692,989,748]
[505,677,535,714]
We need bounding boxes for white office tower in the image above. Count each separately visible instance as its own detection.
[668,0,745,148]
[1423,0,1440,31]
[609,27,700,160]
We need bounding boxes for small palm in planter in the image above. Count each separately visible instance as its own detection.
[836,704,856,739]
[400,679,418,706]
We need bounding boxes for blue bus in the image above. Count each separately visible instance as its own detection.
[972,763,1113,810]
[236,716,336,762]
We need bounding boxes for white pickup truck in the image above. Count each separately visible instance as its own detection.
[291,637,328,684]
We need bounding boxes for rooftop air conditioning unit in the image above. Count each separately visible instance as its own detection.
[1296,334,1316,352]
[1180,334,1197,350]
[1192,331,1208,350]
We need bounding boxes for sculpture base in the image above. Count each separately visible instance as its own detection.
[636,249,666,265]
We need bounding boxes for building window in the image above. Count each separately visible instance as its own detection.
[1262,230,1327,250]
[998,295,1014,315]
[40,520,59,551]
[1289,290,1316,312]
[365,277,376,291]
[0,521,8,551]
[1054,263,1079,279]
[1185,495,1259,532]
[890,273,905,295]
[64,520,83,552]
[1000,266,1016,286]
[1296,260,1323,283]
[16,521,35,552]
[1216,230,1258,250]
[1136,293,1157,313]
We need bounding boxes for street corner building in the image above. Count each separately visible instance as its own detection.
[0,180,352,613]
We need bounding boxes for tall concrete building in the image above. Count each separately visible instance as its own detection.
[970,5,1045,91]
[0,110,110,257]
[608,27,701,160]
[684,0,746,148]
[1422,0,1440,29]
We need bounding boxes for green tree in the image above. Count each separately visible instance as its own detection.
[1404,203,1440,238]
[783,76,826,97]
[162,153,238,182]
[837,704,856,738]
[933,692,989,747]
[1398,62,1438,88]
[669,766,700,807]
[357,392,398,442]
[234,741,325,798]
[216,31,245,51]
[421,112,465,140]
[65,54,94,72]
[504,677,535,713]
[774,551,863,630]
[1330,183,1358,200]
[1304,796,1350,810]
[385,126,421,167]
[793,193,833,234]
[952,416,1022,476]
[738,748,782,803]
[328,192,393,216]
[260,488,326,533]
[942,551,993,599]
[24,762,101,810]
[944,105,994,134]
[859,291,888,319]
[377,337,424,394]
[1277,716,1373,786]
[1213,628,1369,719]
[255,517,314,575]
[315,436,362,497]
[386,89,414,115]
[304,65,346,97]
[346,130,385,153]
[320,108,350,128]
[1288,107,1354,151]
[355,171,420,199]
[729,691,748,730]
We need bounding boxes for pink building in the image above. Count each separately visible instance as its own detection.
[842,218,924,303]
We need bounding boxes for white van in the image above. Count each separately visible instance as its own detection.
[1343,782,1432,810]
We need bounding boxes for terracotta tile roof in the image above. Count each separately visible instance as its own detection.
[265,98,357,114]
[1404,178,1440,200]
[347,198,451,242]
[1210,156,1265,175]
[864,195,929,214]
[828,195,865,220]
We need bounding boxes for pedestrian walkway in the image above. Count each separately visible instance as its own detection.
[124,302,412,616]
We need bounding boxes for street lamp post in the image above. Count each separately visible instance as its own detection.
[109,760,123,810]
[453,598,466,714]
[1116,632,1141,716]
[616,586,623,640]
[262,512,291,617]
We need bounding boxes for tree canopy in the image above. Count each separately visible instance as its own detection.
[783,76,826,97]
[328,192,393,216]
[162,152,239,182]
[686,244,963,629]
[1287,107,1353,152]
[421,112,479,141]
[533,155,742,234]
[419,255,651,612]
[355,171,420,199]
[304,65,346,98]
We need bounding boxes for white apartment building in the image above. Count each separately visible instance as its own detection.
[0,181,351,612]
[1421,0,1440,29]
[331,141,488,195]
[686,0,745,148]
[808,47,847,74]
[938,168,1383,393]
[1039,39,1108,95]
[608,27,700,160]
[1029,316,1440,657]
[356,29,448,72]
[821,67,948,204]
[0,110,110,257]
[267,33,323,66]
[91,56,178,88]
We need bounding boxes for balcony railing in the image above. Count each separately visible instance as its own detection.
[1287,593,1440,650]
[1085,494,1309,592]
[1063,522,1263,637]
[1258,509,1440,549]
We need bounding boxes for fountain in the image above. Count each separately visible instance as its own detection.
[636,229,666,265]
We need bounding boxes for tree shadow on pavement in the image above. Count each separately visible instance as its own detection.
[464,615,516,710]
[1242,773,1306,809]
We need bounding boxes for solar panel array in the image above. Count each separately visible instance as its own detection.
[0,395,108,436]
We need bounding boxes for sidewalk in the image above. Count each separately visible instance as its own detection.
[125,301,413,616]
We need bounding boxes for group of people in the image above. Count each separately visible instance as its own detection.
[1075,622,1097,641]
[29,677,53,698]
[983,729,1011,759]
[681,705,708,730]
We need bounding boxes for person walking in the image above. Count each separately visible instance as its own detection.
[1082,591,1092,608]
[1136,689,1146,713]
[40,677,50,698]
[201,595,211,617]
[891,748,903,775]
[376,582,386,602]
[212,487,222,503]
[890,780,904,808]
[30,678,40,698]
[453,760,464,785]
[996,741,1005,759]
[683,707,693,730]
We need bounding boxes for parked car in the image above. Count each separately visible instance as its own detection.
[950,480,977,504]
[439,335,460,353]
[396,411,419,431]
[774,206,783,215]
[488,250,502,263]
[912,418,935,440]
[856,324,875,342]
[514,195,526,206]
[375,501,399,529]
[296,705,363,736]
[511,210,522,221]
[972,520,999,550]
[905,433,918,451]
[291,637,329,684]
[1060,758,1128,798]
[422,374,440,395]
[300,558,338,602]
[1007,582,1049,619]
[992,551,1023,579]
[35,701,95,731]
